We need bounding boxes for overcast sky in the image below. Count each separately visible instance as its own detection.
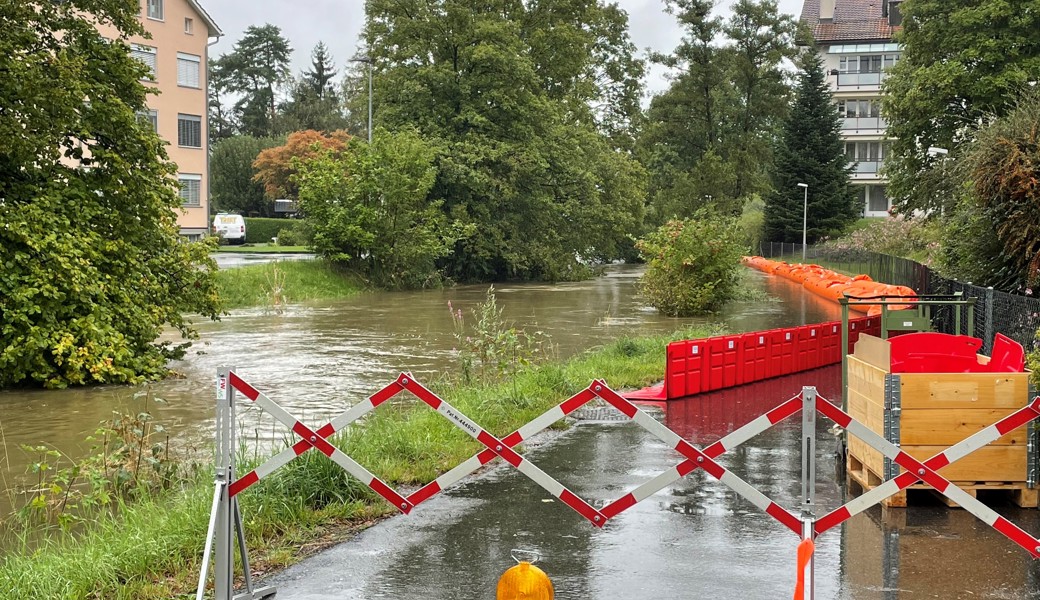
[204,0,807,98]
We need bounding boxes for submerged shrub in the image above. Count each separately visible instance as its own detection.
[635,212,746,316]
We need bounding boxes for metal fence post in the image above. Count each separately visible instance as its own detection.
[984,287,995,354]
[197,369,234,600]
[214,368,235,600]
[801,386,817,600]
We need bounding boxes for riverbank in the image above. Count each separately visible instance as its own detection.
[0,323,720,600]
[215,260,364,309]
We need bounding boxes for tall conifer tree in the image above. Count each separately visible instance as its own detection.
[764,52,855,243]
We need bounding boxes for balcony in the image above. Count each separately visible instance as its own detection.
[849,160,884,177]
[842,117,887,133]
[833,70,888,89]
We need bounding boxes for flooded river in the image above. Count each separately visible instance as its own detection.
[0,265,836,499]
[4,264,1037,597]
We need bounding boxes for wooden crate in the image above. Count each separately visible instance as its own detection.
[845,334,1037,508]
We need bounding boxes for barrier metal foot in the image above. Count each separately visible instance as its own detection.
[234,586,277,600]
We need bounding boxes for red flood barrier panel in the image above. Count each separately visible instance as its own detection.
[686,340,706,395]
[821,324,840,366]
[707,336,742,391]
[741,333,769,385]
[666,342,688,399]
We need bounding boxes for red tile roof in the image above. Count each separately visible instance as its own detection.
[800,0,900,43]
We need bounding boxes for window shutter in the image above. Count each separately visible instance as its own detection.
[177,54,200,88]
[131,46,156,77]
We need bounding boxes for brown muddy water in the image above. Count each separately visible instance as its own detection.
[0,265,835,510]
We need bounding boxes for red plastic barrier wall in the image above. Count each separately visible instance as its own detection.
[662,316,880,400]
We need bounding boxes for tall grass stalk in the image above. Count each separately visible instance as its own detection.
[0,324,719,600]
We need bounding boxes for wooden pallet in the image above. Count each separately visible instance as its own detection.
[847,454,1038,508]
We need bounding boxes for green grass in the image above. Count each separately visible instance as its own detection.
[215,244,312,253]
[0,324,718,600]
[215,260,363,310]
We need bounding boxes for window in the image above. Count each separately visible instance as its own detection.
[185,17,194,34]
[178,174,202,207]
[131,44,156,79]
[147,0,163,20]
[845,142,885,162]
[839,55,882,74]
[868,185,889,213]
[177,53,201,88]
[830,43,900,54]
[838,99,881,118]
[845,142,890,174]
[177,114,202,148]
[137,109,158,131]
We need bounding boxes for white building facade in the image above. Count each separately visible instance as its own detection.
[801,0,904,217]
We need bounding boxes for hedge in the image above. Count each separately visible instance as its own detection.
[243,217,290,244]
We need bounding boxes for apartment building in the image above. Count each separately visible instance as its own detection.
[98,0,222,239]
[801,0,903,217]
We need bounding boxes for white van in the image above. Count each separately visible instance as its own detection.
[212,213,246,244]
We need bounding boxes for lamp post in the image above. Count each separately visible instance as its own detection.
[350,56,373,144]
[797,183,809,261]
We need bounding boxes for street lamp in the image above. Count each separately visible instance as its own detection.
[350,56,373,144]
[797,183,809,262]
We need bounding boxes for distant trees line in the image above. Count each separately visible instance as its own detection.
[210,1,863,286]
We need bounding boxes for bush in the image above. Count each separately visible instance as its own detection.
[243,217,289,244]
[817,216,940,264]
[275,220,314,247]
[635,212,746,316]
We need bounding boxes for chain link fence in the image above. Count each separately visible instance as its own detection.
[756,242,1040,355]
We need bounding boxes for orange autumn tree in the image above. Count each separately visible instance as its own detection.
[252,130,351,200]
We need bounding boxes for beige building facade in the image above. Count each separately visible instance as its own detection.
[801,0,903,217]
[100,0,222,239]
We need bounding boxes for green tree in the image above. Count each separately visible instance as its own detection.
[764,52,855,243]
[212,24,293,137]
[297,129,466,288]
[882,0,1040,214]
[943,89,1040,290]
[301,41,338,100]
[723,0,799,200]
[636,213,746,316]
[277,42,349,133]
[0,0,220,389]
[638,0,797,222]
[208,58,238,145]
[363,0,646,281]
[210,135,284,216]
